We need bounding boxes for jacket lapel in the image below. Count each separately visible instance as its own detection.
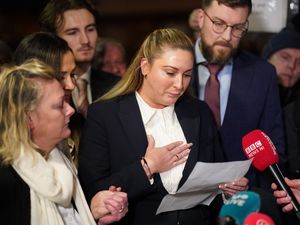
[175,99,200,189]
[190,61,200,97]
[221,53,254,130]
[118,94,200,189]
[90,69,97,100]
[118,93,148,157]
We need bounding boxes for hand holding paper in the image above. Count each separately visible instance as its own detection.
[156,160,252,214]
[219,176,249,198]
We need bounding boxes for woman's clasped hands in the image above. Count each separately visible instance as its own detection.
[91,186,128,225]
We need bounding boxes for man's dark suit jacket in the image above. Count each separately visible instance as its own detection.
[69,69,119,164]
[283,96,300,178]
[191,50,285,189]
[0,165,30,225]
[90,68,119,101]
[78,93,225,225]
[70,68,119,129]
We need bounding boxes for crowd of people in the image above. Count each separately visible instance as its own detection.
[0,0,300,225]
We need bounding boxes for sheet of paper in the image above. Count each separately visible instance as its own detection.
[156,160,252,214]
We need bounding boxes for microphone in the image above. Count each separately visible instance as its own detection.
[242,129,300,220]
[243,212,275,225]
[219,191,261,225]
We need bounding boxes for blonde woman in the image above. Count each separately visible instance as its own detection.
[0,59,127,225]
[78,28,248,225]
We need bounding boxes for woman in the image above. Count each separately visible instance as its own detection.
[14,32,76,103]
[13,32,81,164]
[78,28,248,225]
[0,59,127,225]
[14,32,97,164]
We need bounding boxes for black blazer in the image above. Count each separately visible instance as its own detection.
[0,165,30,225]
[90,68,119,101]
[78,93,225,225]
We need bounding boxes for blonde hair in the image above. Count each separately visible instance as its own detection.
[98,28,194,101]
[0,59,55,165]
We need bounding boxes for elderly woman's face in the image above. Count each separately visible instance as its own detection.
[139,48,193,108]
[29,80,74,153]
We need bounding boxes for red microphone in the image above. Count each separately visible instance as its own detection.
[243,212,275,225]
[242,130,278,171]
[242,129,300,220]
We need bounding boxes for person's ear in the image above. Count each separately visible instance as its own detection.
[140,58,150,77]
[27,112,35,129]
[198,9,205,29]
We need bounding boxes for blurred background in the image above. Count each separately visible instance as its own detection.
[0,0,299,60]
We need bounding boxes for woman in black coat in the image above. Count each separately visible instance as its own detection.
[78,28,248,225]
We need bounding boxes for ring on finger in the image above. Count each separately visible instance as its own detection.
[119,206,124,213]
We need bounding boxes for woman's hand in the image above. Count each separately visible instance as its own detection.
[219,177,249,198]
[143,135,192,174]
[90,186,128,223]
[271,178,300,213]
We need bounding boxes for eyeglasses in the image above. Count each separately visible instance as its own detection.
[203,11,248,38]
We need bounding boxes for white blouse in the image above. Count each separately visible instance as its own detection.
[135,92,188,194]
[57,204,84,225]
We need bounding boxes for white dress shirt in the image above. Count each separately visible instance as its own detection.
[195,38,233,125]
[135,92,188,194]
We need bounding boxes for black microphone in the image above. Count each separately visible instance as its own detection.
[242,129,300,220]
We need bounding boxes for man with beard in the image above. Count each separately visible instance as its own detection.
[190,0,285,224]
[39,0,119,117]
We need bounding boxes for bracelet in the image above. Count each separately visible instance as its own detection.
[141,157,153,179]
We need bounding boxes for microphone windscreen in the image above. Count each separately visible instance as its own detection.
[219,191,261,225]
[242,129,278,171]
[243,212,275,225]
